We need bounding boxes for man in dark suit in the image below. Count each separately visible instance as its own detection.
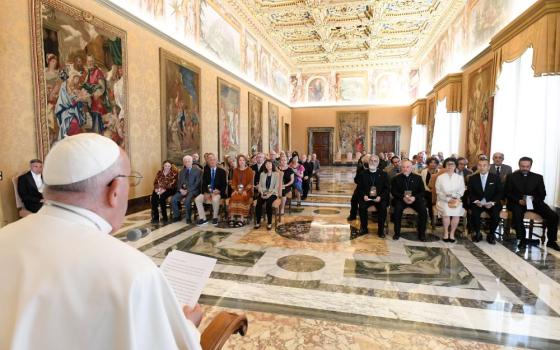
[468,158,502,244]
[17,159,44,213]
[490,152,512,183]
[506,157,559,250]
[171,155,202,224]
[195,153,227,225]
[391,160,427,241]
[251,152,266,198]
[347,155,369,221]
[357,155,389,237]
[301,154,314,200]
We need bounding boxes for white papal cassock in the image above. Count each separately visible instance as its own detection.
[0,202,201,350]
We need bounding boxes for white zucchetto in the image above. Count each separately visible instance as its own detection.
[43,133,120,185]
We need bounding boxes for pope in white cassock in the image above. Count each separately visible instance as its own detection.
[0,134,202,350]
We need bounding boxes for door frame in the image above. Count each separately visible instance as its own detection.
[370,126,401,155]
[308,127,334,165]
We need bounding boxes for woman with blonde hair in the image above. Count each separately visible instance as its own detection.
[228,154,255,227]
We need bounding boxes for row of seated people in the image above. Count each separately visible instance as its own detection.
[349,153,559,250]
[150,152,319,230]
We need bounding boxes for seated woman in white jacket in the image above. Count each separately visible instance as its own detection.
[435,158,465,243]
[255,159,280,230]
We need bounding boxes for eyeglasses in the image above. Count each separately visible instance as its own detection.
[107,171,143,187]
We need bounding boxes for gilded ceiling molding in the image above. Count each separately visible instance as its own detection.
[433,73,463,113]
[490,0,560,92]
[411,98,427,125]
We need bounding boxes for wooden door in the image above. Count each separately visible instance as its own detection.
[283,123,290,150]
[312,132,331,165]
[375,131,395,153]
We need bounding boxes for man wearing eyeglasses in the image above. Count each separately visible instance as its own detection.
[0,134,203,349]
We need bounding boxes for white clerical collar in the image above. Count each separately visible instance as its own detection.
[41,200,113,234]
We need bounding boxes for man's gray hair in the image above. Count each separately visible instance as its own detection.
[183,155,193,162]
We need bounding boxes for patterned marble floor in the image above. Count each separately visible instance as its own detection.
[118,166,560,349]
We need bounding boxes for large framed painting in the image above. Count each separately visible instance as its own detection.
[30,0,128,158]
[268,102,279,153]
[217,78,240,159]
[248,93,263,155]
[466,61,494,165]
[336,111,367,155]
[160,49,201,165]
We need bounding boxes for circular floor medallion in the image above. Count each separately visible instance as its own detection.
[312,209,341,215]
[277,255,325,272]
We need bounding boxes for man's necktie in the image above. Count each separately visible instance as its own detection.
[496,166,501,176]
[211,168,215,190]
[426,171,431,186]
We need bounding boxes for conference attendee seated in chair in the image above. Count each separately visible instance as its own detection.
[467,158,502,244]
[384,156,401,180]
[279,155,295,215]
[456,157,473,181]
[150,160,178,223]
[421,157,439,226]
[17,159,45,213]
[227,154,254,227]
[311,153,321,190]
[301,154,314,199]
[251,152,266,198]
[0,134,203,349]
[255,159,279,230]
[195,153,227,226]
[171,155,202,224]
[357,155,389,237]
[347,154,370,221]
[435,158,466,243]
[490,152,512,183]
[506,157,560,250]
[391,160,428,241]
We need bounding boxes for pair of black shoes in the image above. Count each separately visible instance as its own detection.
[359,227,385,238]
[443,237,456,243]
[473,233,495,245]
[151,217,168,224]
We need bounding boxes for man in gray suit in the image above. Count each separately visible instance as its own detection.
[489,152,512,183]
[171,155,202,224]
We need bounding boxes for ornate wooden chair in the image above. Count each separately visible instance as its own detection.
[201,311,248,350]
[12,173,32,218]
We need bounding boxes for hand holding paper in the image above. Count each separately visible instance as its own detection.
[160,250,217,309]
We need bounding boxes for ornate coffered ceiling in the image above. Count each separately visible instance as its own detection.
[225,0,466,72]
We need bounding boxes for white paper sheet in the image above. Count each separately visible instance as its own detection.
[526,195,534,210]
[160,250,217,308]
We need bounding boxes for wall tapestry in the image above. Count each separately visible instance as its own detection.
[466,61,494,165]
[160,49,201,165]
[217,78,240,158]
[336,111,367,155]
[31,0,128,158]
[268,102,279,153]
[248,93,263,155]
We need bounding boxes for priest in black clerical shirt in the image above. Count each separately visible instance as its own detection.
[357,155,389,237]
[390,160,428,241]
[468,158,502,244]
[506,157,559,250]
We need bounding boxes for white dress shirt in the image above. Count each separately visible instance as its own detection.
[0,202,201,350]
[31,171,44,193]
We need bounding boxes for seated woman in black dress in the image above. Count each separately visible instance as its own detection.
[278,155,294,215]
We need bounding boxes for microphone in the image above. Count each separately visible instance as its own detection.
[126,227,151,242]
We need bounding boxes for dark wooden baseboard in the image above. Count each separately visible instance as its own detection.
[126,195,151,215]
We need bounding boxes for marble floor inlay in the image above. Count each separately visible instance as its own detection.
[118,166,560,349]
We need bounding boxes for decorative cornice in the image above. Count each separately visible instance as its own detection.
[433,73,463,92]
